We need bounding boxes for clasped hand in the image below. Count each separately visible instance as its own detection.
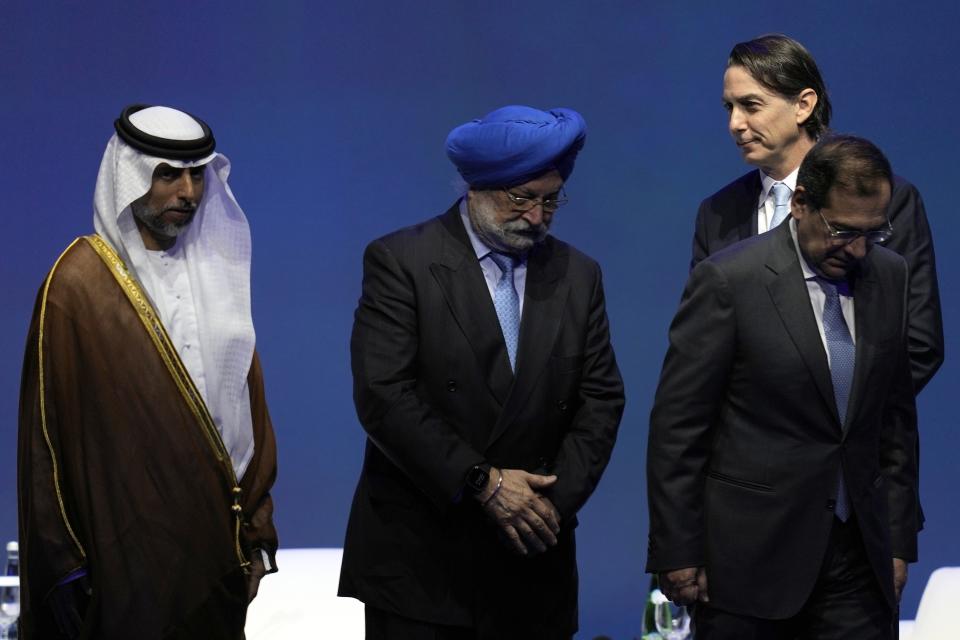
[477,468,561,557]
[659,567,709,606]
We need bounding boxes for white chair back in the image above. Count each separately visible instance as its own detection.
[245,548,364,639]
[900,566,960,640]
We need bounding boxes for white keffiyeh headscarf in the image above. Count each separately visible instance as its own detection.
[92,106,256,479]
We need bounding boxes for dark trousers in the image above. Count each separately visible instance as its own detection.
[364,606,575,640]
[365,606,474,640]
[363,527,578,640]
[694,517,893,640]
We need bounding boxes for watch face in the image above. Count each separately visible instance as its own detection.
[467,466,489,493]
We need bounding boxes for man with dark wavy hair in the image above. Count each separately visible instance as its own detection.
[692,34,943,395]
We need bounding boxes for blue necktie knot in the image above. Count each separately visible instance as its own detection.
[770,182,792,229]
[488,251,518,275]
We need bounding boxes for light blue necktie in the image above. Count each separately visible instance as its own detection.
[488,252,520,372]
[770,182,792,229]
[819,278,853,522]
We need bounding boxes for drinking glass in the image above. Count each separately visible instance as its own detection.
[653,595,691,640]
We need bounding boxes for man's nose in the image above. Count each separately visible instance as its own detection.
[729,108,746,134]
[176,174,197,201]
[523,203,545,226]
[844,236,868,260]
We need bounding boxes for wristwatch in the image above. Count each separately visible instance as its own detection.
[465,463,492,494]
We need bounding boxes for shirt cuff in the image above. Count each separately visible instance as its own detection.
[257,547,279,574]
[56,567,87,586]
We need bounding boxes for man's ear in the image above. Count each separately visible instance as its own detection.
[795,88,818,129]
[791,185,810,220]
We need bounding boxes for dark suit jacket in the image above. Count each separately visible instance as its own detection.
[647,222,918,619]
[692,170,944,393]
[339,203,625,634]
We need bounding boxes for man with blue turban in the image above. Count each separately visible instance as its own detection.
[340,105,625,639]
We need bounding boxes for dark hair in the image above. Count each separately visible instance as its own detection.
[728,34,832,139]
[797,134,893,211]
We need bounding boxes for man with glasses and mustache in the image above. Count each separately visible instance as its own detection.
[18,105,278,639]
[340,105,625,639]
[647,135,918,639]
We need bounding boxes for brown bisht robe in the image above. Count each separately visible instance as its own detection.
[18,236,279,639]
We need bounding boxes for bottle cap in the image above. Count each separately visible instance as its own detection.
[6,541,17,553]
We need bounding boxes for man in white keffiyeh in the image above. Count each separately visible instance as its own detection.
[18,105,279,639]
[96,105,258,480]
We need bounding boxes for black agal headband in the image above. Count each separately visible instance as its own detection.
[114,104,216,160]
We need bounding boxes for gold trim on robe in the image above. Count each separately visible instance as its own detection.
[38,238,87,560]
[77,234,250,569]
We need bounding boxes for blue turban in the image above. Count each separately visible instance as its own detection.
[445,105,586,188]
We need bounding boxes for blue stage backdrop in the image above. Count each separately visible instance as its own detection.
[2,1,957,636]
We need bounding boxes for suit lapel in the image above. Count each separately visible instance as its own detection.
[486,239,569,447]
[764,225,840,426]
[846,262,880,431]
[737,170,761,239]
[430,205,514,405]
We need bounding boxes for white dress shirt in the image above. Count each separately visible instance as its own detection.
[144,244,209,402]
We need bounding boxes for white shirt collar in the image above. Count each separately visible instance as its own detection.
[759,166,800,203]
[789,217,820,281]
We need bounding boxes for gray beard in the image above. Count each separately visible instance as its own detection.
[131,201,194,240]
[467,195,549,254]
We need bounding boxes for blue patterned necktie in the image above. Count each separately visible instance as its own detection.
[770,182,792,229]
[819,278,853,522]
[488,252,520,371]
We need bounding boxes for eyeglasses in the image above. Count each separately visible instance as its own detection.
[502,188,568,212]
[817,210,893,245]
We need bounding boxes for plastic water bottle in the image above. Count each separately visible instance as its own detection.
[3,543,16,577]
[640,574,662,639]
[0,541,18,639]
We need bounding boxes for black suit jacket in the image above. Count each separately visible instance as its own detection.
[692,170,944,393]
[647,223,918,618]
[339,203,625,633]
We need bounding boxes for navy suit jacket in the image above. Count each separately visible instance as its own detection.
[340,203,625,633]
[648,222,918,618]
[692,170,944,394]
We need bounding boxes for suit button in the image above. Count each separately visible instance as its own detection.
[446,379,457,392]
[826,499,836,511]
[557,400,568,412]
